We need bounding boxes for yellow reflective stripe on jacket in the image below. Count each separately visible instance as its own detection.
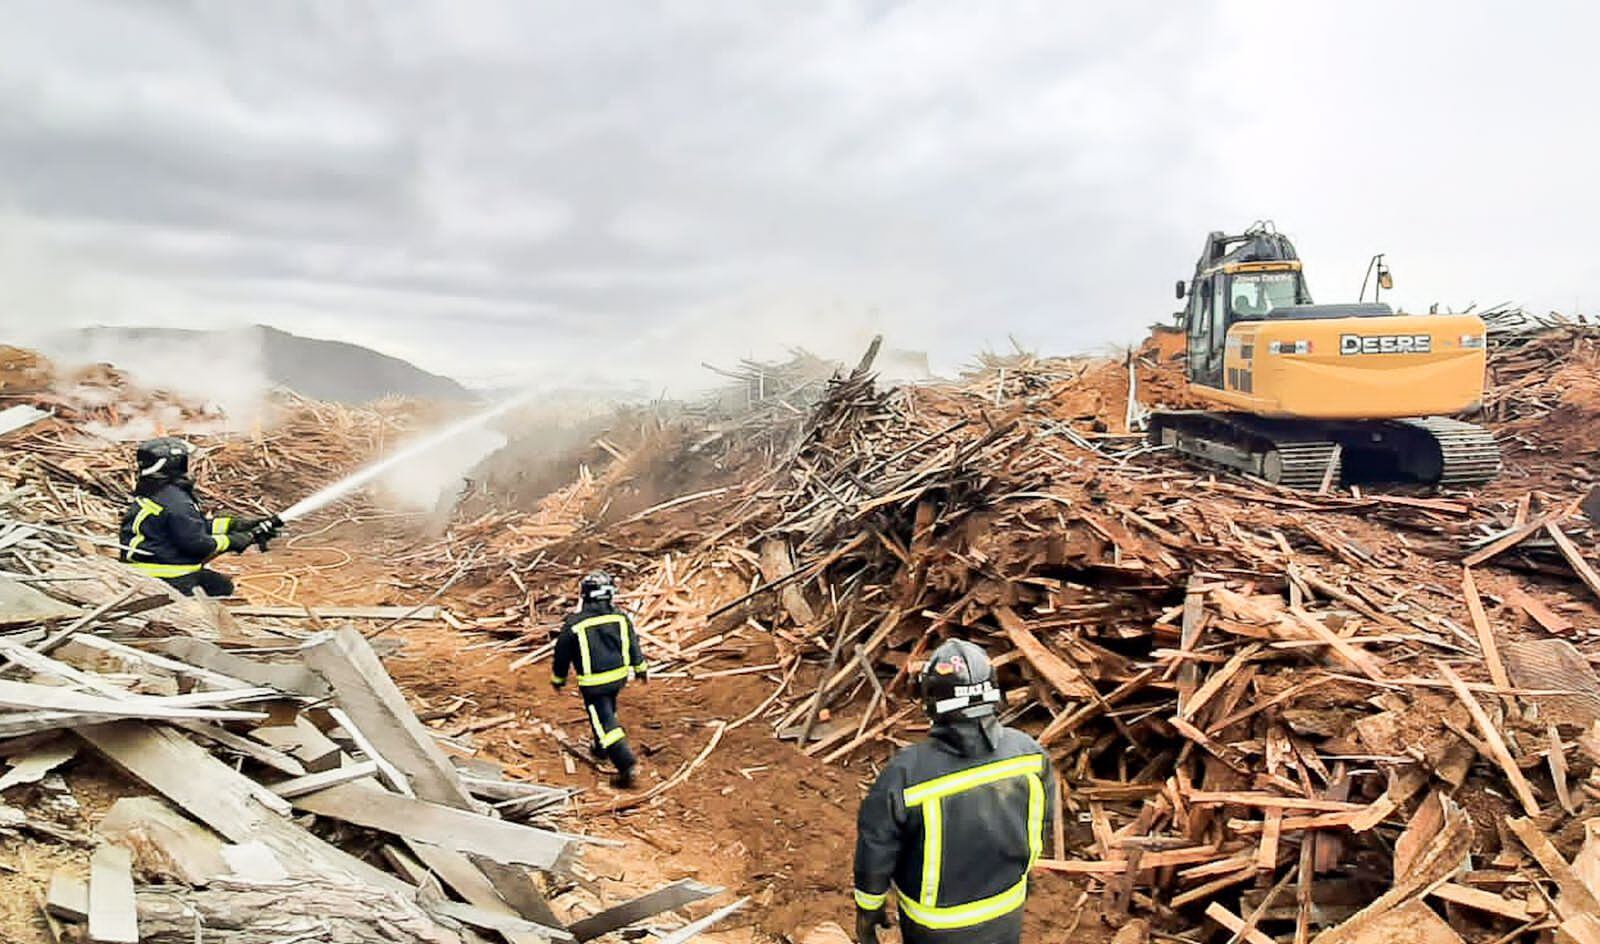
[211,517,232,535]
[903,753,1043,807]
[127,498,163,559]
[919,794,943,906]
[128,561,203,578]
[897,752,1046,929]
[896,877,1028,930]
[212,532,232,553]
[573,613,634,687]
[854,889,887,910]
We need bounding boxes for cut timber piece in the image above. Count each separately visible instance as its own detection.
[0,739,77,791]
[97,796,229,886]
[1461,567,1509,691]
[147,636,328,698]
[291,781,572,871]
[1575,818,1600,901]
[419,889,574,942]
[994,607,1095,699]
[62,634,256,692]
[1437,661,1542,817]
[1463,511,1564,567]
[172,721,306,777]
[1547,522,1600,604]
[1285,607,1387,682]
[0,577,80,626]
[229,604,441,620]
[269,760,379,799]
[1429,882,1538,921]
[300,628,475,806]
[0,678,268,724]
[253,718,341,773]
[566,879,724,941]
[759,538,815,626]
[1560,915,1600,944]
[132,878,464,944]
[87,844,138,944]
[75,722,406,893]
[1504,585,1574,634]
[1503,638,1600,728]
[47,871,88,922]
[1507,815,1600,919]
[1204,902,1275,944]
[1320,900,1464,944]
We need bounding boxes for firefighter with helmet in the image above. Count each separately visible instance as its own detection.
[552,571,648,788]
[118,437,280,597]
[853,638,1054,944]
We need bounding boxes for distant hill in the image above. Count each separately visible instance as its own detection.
[57,325,472,403]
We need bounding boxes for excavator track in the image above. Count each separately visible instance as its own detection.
[1393,417,1502,486]
[1150,411,1500,490]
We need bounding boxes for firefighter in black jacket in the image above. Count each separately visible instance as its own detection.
[853,639,1054,944]
[551,572,647,788]
[118,438,279,598]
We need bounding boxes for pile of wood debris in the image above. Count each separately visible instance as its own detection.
[0,365,742,942]
[429,325,1600,943]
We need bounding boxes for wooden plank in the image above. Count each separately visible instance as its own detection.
[1259,808,1284,870]
[1177,577,1206,712]
[1548,522,1600,603]
[149,636,328,697]
[172,721,306,777]
[1507,815,1600,919]
[1437,661,1541,817]
[1185,791,1363,812]
[75,722,406,893]
[63,634,256,692]
[1430,881,1536,921]
[230,604,442,620]
[46,871,87,922]
[87,845,137,944]
[1285,607,1387,682]
[1314,899,1465,944]
[1462,568,1510,691]
[254,717,342,773]
[292,781,571,871]
[0,678,267,723]
[567,878,722,942]
[1204,901,1275,944]
[1181,643,1262,722]
[1504,585,1573,634]
[1464,514,1560,567]
[0,739,77,791]
[995,607,1095,699]
[269,760,379,799]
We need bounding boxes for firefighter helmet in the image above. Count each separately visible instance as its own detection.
[919,638,1001,722]
[580,571,616,604]
[135,438,192,483]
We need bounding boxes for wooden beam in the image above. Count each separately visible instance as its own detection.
[1437,661,1541,817]
[0,678,268,723]
[1462,568,1510,691]
[995,607,1095,699]
[148,636,328,697]
[269,761,380,799]
[1548,523,1600,604]
[1464,513,1560,567]
[1205,901,1275,944]
[1503,586,1573,634]
[87,845,137,944]
[566,879,722,942]
[1285,608,1387,682]
[46,871,88,922]
[292,781,571,871]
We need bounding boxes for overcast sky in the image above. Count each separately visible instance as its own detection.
[0,2,1593,390]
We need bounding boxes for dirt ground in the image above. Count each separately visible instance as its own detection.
[230,527,1103,942]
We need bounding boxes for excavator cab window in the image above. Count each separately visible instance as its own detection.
[1227,271,1304,321]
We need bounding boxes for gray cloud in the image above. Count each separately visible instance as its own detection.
[0,1,1593,391]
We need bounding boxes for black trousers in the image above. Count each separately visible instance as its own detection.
[900,908,1023,944]
[163,569,235,598]
[581,686,636,772]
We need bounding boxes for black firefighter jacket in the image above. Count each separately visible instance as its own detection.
[854,716,1054,936]
[551,604,647,693]
[119,482,241,578]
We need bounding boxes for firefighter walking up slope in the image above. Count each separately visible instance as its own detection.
[853,639,1055,944]
[552,572,648,788]
[118,438,279,597]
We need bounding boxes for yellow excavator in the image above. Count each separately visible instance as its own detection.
[1149,223,1500,489]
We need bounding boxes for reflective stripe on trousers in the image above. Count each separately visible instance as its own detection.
[896,753,1045,930]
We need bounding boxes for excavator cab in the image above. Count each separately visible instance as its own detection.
[1176,224,1313,389]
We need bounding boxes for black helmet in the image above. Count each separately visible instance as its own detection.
[580,571,616,604]
[919,638,1000,722]
[135,438,192,483]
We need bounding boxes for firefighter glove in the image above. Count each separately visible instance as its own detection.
[854,906,889,944]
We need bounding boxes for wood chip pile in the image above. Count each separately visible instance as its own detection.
[431,326,1600,943]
